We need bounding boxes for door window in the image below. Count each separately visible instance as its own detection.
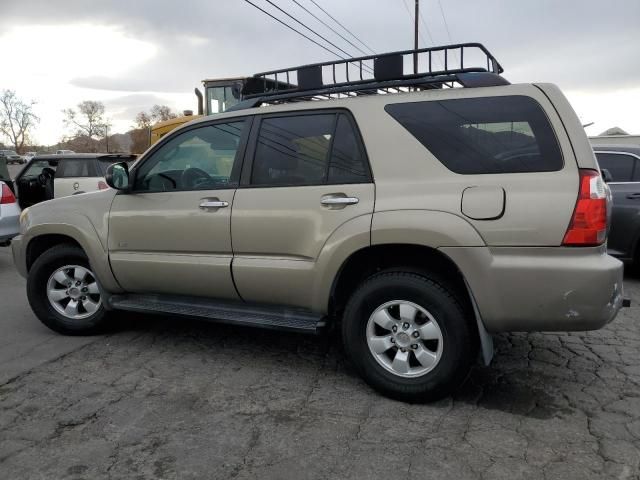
[22,159,57,177]
[250,112,370,186]
[134,121,246,192]
[595,152,636,182]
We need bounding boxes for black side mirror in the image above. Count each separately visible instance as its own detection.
[105,162,130,190]
[601,168,613,183]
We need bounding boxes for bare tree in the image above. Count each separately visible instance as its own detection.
[63,101,109,140]
[0,90,39,153]
[150,105,177,122]
[135,111,152,129]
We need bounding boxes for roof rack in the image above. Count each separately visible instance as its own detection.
[233,43,507,110]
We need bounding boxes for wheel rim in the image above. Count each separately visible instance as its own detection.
[46,265,102,320]
[366,300,444,378]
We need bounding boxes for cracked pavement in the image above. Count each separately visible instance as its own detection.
[1,245,640,479]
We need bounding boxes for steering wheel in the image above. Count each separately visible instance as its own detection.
[181,167,212,189]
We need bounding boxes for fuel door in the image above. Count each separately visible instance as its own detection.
[461,185,505,220]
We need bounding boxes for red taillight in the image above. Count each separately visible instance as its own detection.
[97,181,109,190]
[0,183,16,204]
[562,169,608,246]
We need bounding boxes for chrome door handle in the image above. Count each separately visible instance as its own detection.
[321,196,359,206]
[199,200,229,209]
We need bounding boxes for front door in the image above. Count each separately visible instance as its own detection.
[108,119,250,298]
[231,111,374,308]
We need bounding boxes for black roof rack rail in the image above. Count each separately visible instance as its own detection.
[235,43,507,110]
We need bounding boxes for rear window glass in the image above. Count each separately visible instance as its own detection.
[56,159,97,178]
[595,152,636,182]
[385,96,563,174]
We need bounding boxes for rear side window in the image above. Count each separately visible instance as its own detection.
[251,112,369,187]
[595,152,636,182]
[385,96,563,174]
[56,159,97,178]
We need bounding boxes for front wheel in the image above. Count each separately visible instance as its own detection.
[342,271,477,402]
[27,244,109,335]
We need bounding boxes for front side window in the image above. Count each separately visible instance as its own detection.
[134,121,246,192]
[23,160,57,178]
[385,96,563,174]
[595,152,636,182]
[251,112,369,187]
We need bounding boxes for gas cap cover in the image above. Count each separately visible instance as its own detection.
[461,186,505,220]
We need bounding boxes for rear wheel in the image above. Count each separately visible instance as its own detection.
[342,270,476,402]
[27,244,109,335]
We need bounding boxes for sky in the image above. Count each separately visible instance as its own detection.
[0,0,639,145]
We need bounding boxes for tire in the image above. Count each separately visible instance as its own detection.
[27,244,109,335]
[341,270,477,403]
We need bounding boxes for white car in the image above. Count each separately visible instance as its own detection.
[0,181,20,246]
[13,154,137,208]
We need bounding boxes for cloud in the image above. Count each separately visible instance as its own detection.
[1,0,639,143]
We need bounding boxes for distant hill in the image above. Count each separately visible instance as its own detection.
[599,127,629,136]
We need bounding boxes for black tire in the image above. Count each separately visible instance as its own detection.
[27,244,109,335]
[341,270,477,403]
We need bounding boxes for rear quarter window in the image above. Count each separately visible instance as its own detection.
[384,95,563,174]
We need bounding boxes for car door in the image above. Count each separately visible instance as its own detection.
[15,158,58,208]
[54,158,99,198]
[231,110,374,308]
[595,151,640,259]
[108,119,251,298]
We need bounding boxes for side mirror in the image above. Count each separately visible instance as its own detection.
[105,162,130,190]
[601,168,613,183]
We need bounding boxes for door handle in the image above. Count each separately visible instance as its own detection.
[626,193,640,200]
[320,195,359,206]
[199,200,229,209]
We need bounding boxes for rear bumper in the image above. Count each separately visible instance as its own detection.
[0,204,20,244]
[441,245,624,332]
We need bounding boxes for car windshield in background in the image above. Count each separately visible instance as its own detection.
[385,95,563,175]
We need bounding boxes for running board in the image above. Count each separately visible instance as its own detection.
[109,294,326,334]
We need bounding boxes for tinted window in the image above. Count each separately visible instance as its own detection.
[56,159,96,178]
[135,121,245,191]
[328,114,369,184]
[252,114,334,186]
[595,152,635,182]
[385,96,563,174]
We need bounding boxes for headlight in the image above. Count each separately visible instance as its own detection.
[19,207,30,226]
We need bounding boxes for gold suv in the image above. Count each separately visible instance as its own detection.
[11,44,625,401]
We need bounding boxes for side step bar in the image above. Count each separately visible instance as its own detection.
[109,294,326,334]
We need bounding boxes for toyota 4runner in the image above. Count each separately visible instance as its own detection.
[12,44,625,402]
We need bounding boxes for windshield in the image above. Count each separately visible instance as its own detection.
[206,86,240,115]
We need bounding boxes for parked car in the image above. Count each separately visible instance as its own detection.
[11,44,626,402]
[0,150,25,164]
[593,145,640,267]
[12,153,137,209]
[23,151,37,162]
[0,181,20,246]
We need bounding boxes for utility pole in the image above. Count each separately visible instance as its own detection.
[105,125,109,153]
[413,0,419,74]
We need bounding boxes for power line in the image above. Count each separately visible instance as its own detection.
[289,0,369,56]
[261,0,367,64]
[306,0,376,55]
[243,0,347,60]
[436,0,459,63]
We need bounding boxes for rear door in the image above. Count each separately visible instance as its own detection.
[54,158,100,197]
[231,110,374,308]
[595,151,640,259]
[15,158,57,208]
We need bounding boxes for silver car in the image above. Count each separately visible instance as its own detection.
[0,181,20,246]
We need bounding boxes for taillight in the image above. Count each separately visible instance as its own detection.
[562,169,608,246]
[97,181,109,190]
[0,183,16,204]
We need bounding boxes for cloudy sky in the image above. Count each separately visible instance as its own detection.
[1,0,639,145]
